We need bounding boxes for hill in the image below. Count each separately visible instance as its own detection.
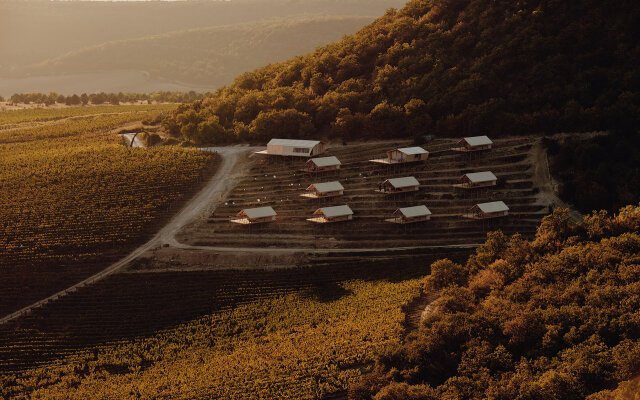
[0,0,406,69]
[163,0,640,143]
[350,205,640,399]
[21,17,375,88]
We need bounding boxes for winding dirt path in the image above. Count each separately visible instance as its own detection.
[532,140,583,222]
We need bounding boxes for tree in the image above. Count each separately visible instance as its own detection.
[196,117,229,145]
[368,101,405,138]
[250,109,313,139]
[429,259,467,289]
[372,382,438,400]
[533,208,577,252]
[404,98,433,136]
[67,94,81,106]
[330,108,363,139]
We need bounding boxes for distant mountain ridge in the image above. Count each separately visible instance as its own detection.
[20,17,375,88]
[0,0,406,68]
[164,0,640,143]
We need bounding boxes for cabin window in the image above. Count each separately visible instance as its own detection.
[293,147,309,153]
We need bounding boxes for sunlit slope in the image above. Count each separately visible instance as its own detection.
[1,0,406,71]
[23,17,375,88]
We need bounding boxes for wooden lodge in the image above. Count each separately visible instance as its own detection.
[230,206,277,224]
[386,205,432,224]
[376,176,420,194]
[307,205,353,223]
[463,201,509,219]
[370,146,429,165]
[452,136,493,152]
[454,171,498,189]
[301,181,344,199]
[304,156,341,173]
[255,138,326,157]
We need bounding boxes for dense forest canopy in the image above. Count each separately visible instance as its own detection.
[164,0,640,144]
[351,205,640,399]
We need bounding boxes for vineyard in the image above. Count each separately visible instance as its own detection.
[0,104,174,129]
[0,253,470,399]
[0,107,559,399]
[177,137,546,250]
[0,105,219,317]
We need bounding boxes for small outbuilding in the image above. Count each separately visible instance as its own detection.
[454,171,498,189]
[230,206,277,224]
[464,201,509,219]
[301,181,344,199]
[370,146,429,164]
[387,205,432,224]
[304,156,341,173]
[377,176,420,194]
[308,205,354,223]
[452,136,493,152]
[255,139,326,157]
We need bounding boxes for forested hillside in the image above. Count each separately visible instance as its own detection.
[164,0,640,143]
[22,17,374,88]
[351,205,640,400]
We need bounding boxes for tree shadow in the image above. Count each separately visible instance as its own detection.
[302,281,353,303]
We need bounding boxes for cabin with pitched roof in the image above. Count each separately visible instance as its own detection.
[370,146,429,164]
[301,181,344,199]
[304,156,341,172]
[454,171,498,189]
[377,176,420,194]
[255,139,326,157]
[452,136,493,152]
[387,205,432,224]
[230,206,277,224]
[307,205,353,223]
[464,201,509,219]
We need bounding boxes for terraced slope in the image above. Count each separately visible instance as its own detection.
[179,137,545,249]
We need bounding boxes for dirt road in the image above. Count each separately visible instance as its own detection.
[121,132,143,147]
[167,242,482,254]
[531,140,583,222]
[161,146,252,247]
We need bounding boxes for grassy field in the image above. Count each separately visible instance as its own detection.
[0,256,466,399]
[179,137,545,249]
[0,105,219,317]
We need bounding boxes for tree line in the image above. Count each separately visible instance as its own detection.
[5,91,210,107]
